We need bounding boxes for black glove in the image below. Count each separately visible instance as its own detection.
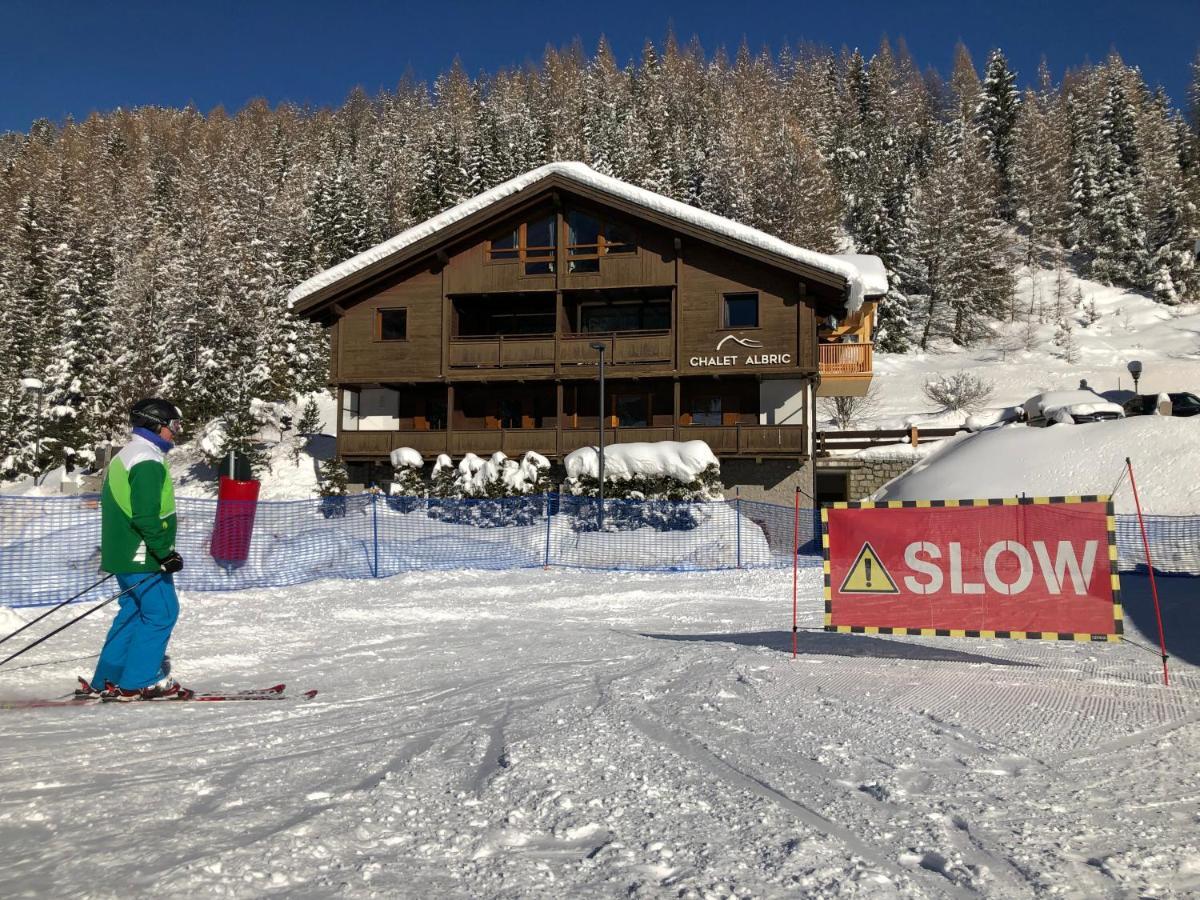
[157,551,184,574]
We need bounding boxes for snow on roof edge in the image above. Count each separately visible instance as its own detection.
[286,162,886,312]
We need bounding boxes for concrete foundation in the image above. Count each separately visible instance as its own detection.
[718,458,814,507]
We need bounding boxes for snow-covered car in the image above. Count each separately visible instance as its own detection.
[1022,390,1125,427]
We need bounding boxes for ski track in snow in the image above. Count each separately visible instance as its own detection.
[0,567,1197,899]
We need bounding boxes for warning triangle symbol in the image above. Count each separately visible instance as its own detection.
[839,542,900,594]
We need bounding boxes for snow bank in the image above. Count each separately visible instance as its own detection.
[564,440,718,483]
[287,162,884,314]
[874,417,1200,515]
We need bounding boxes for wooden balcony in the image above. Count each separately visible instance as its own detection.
[817,341,873,397]
[448,334,556,368]
[559,330,673,366]
[339,423,807,461]
[446,330,673,370]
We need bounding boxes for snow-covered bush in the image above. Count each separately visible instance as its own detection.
[922,371,995,412]
[317,458,348,518]
[429,454,457,499]
[386,447,426,512]
[562,441,724,531]
[428,451,554,527]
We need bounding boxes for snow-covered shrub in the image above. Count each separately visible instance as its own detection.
[428,451,553,527]
[922,371,995,412]
[317,458,348,518]
[429,454,457,499]
[386,447,426,512]
[562,441,723,531]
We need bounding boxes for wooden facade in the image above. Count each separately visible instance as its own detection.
[291,170,876,471]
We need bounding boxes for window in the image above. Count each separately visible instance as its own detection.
[580,300,671,333]
[689,397,722,426]
[723,293,759,329]
[567,210,636,273]
[486,215,556,276]
[377,308,407,341]
[341,388,400,431]
[614,394,649,427]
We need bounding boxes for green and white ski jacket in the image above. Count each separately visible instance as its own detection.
[100,434,177,574]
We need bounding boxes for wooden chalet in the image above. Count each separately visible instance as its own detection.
[287,163,886,497]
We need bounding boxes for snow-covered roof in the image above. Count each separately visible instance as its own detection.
[287,162,886,313]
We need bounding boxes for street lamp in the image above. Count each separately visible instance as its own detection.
[20,371,44,484]
[1127,360,1143,393]
[590,341,607,530]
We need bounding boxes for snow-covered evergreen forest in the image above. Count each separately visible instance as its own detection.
[1,37,1198,479]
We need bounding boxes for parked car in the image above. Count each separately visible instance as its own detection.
[1023,390,1125,427]
[1122,392,1200,417]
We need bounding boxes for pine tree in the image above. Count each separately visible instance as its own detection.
[976,49,1021,218]
[1089,64,1151,286]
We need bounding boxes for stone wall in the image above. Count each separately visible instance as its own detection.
[718,458,814,507]
[815,453,919,502]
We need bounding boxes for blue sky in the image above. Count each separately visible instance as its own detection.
[1,1,1196,133]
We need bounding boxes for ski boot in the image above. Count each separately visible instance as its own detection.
[101,677,192,702]
[73,677,102,700]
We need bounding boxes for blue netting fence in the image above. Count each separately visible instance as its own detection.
[0,494,1193,608]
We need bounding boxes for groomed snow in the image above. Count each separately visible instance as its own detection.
[564,440,719,483]
[285,162,885,314]
[873,416,1200,515]
[1,567,1196,897]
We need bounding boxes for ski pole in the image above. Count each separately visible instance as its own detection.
[0,580,139,670]
[0,573,114,648]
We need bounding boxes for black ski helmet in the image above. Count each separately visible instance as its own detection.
[130,398,183,433]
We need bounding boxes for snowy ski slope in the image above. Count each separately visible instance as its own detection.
[0,567,1196,898]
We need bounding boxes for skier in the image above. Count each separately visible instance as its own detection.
[76,398,188,701]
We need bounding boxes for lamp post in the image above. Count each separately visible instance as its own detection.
[1127,360,1143,394]
[590,342,607,530]
[20,372,44,485]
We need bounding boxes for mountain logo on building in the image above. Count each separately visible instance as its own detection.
[716,334,764,351]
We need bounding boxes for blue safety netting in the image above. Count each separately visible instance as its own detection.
[0,494,1193,608]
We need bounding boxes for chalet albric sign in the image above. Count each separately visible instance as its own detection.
[688,334,793,368]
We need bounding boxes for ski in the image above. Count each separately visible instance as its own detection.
[1,684,317,710]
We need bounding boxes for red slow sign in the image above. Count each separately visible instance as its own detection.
[822,498,1122,640]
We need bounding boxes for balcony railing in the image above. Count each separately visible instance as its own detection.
[446,330,673,369]
[339,423,806,460]
[560,330,673,366]
[448,333,556,368]
[818,341,873,376]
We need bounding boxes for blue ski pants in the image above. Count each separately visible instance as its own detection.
[90,573,179,691]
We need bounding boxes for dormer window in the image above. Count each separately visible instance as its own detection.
[486,214,556,276]
[567,211,636,273]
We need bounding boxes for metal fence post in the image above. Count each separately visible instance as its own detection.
[544,492,553,569]
[735,486,742,569]
[371,491,379,578]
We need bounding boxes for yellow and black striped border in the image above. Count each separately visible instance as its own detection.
[820,495,1123,643]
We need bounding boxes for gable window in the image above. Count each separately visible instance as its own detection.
[486,214,556,276]
[567,210,637,273]
[376,308,407,341]
[723,293,759,329]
